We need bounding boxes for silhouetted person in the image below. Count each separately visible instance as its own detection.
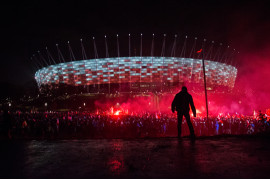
[258,110,265,122]
[3,110,12,139]
[171,86,196,139]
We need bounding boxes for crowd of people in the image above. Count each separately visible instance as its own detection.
[0,110,269,140]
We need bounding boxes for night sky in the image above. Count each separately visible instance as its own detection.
[1,0,270,86]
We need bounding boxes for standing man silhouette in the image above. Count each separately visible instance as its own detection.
[171,86,196,139]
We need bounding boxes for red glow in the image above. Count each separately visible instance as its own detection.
[114,110,121,116]
[108,160,122,172]
[92,81,270,117]
[266,109,270,120]
[197,49,202,53]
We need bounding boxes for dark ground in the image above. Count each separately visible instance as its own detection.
[1,136,270,178]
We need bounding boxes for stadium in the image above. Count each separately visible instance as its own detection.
[34,35,238,95]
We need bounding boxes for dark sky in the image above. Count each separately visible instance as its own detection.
[1,0,270,85]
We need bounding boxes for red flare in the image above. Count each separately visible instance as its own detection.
[197,49,202,53]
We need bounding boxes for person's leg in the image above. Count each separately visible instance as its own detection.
[177,112,183,138]
[184,112,195,137]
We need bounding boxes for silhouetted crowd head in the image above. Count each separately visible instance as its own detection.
[0,111,269,139]
[181,86,187,92]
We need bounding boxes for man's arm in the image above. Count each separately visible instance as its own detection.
[190,95,196,117]
[171,95,177,113]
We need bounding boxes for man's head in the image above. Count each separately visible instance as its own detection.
[181,86,187,92]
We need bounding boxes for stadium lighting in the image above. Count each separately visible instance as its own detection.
[34,35,238,96]
[35,57,237,91]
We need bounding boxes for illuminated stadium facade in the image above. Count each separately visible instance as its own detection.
[32,34,238,94]
[35,57,237,93]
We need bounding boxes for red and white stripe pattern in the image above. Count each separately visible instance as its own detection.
[35,57,237,89]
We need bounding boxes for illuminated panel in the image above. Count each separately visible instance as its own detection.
[35,57,238,89]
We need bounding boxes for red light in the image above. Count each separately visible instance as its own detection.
[114,110,121,116]
[108,159,123,173]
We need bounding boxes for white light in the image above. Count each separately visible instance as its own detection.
[8,103,11,107]
[83,103,86,106]
[45,102,47,107]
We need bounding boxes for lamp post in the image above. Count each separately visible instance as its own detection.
[201,39,209,128]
